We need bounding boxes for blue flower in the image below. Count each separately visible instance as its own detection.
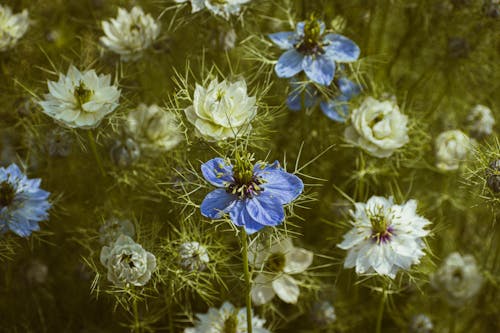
[200,154,303,234]
[287,76,361,122]
[269,18,360,86]
[0,164,51,237]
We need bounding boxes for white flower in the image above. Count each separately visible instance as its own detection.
[344,96,409,158]
[99,218,135,245]
[467,104,495,138]
[178,241,210,272]
[39,66,120,129]
[434,130,472,171]
[409,314,433,333]
[0,5,29,51]
[100,235,156,287]
[430,252,483,307]
[249,238,313,305]
[100,6,160,61]
[338,196,431,279]
[311,301,337,326]
[176,0,251,19]
[185,301,270,333]
[185,78,257,141]
[126,104,183,153]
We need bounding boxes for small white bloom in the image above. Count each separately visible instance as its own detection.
[338,196,431,279]
[176,0,251,19]
[249,238,313,305]
[126,104,183,153]
[467,104,495,138]
[99,218,135,245]
[344,96,409,158]
[311,301,337,326]
[39,66,121,129]
[178,241,210,272]
[185,301,270,333]
[0,5,29,51]
[430,252,483,307]
[435,130,472,171]
[409,314,433,333]
[185,78,257,141]
[100,6,160,61]
[100,235,156,287]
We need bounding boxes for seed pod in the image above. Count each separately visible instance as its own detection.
[486,159,500,193]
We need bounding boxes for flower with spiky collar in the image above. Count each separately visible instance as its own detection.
[179,241,210,272]
[184,301,270,333]
[39,66,120,129]
[269,16,360,86]
[100,6,160,61]
[338,196,431,279]
[0,164,51,237]
[176,0,251,20]
[200,152,303,234]
[0,5,29,52]
[434,130,472,171]
[249,238,313,305]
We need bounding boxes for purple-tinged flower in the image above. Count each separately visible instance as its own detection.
[287,76,361,122]
[269,17,360,86]
[200,153,303,234]
[0,164,51,237]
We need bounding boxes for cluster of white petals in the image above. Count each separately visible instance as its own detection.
[434,130,472,171]
[185,78,257,141]
[185,301,270,333]
[100,6,160,61]
[178,241,210,272]
[344,96,409,158]
[249,238,313,305]
[39,66,120,129]
[338,196,431,279]
[467,104,495,138]
[0,5,29,51]
[175,0,251,20]
[431,252,483,306]
[126,104,183,153]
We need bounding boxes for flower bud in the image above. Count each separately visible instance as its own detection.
[110,138,140,168]
[486,159,500,193]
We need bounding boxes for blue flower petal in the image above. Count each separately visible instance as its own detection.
[228,200,266,234]
[302,55,336,86]
[201,158,234,187]
[257,164,303,204]
[324,34,360,62]
[337,77,362,98]
[268,32,296,49]
[246,193,285,226]
[275,49,304,78]
[295,22,305,36]
[200,189,236,219]
[286,81,318,111]
[286,90,302,111]
[320,100,349,122]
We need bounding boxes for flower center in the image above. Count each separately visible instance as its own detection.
[0,181,15,207]
[222,313,238,333]
[74,81,93,109]
[227,152,264,199]
[295,17,325,55]
[369,212,393,244]
[265,252,286,273]
[452,268,463,283]
[120,253,136,268]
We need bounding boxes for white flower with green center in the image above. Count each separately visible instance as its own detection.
[100,235,156,287]
[185,78,257,141]
[100,6,160,61]
[39,66,121,129]
[176,0,251,20]
[184,301,270,333]
[344,96,409,158]
[0,5,29,51]
[178,241,210,272]
[434,130,472,171]
[126,104,183,153]
[430,252,483,307]
[338,196,431,279]
[249,238,313,305]
[467,104,495,138]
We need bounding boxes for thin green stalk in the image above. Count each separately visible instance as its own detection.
[87,130,106,176]
[241,229,253,333]
[375,289,387,333]
[133,298,141,333]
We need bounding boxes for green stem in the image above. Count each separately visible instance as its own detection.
[133,298,141,333]
[87,130,106,176]
[241,229,253,333]
[375,289,386,333]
